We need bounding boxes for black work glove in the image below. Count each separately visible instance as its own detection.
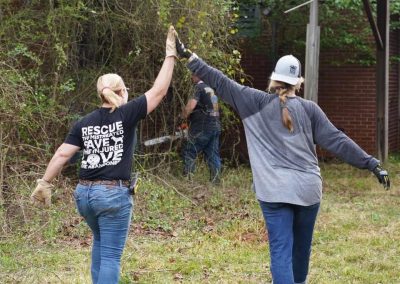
[175,35,193,59]
[372,165,390,190]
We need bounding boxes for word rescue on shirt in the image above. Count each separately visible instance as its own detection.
[80,121,124,169]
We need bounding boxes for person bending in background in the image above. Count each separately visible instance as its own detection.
[175,35,390,284]
[181,73,222,184]
[30,26,178,284]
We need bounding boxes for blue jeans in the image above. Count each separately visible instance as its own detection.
[183,129,221,180]
[74,184,133,284]
[259,201,320,284]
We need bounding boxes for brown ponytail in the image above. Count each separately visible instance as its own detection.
[268,80,303,133]
[279,92,294,132]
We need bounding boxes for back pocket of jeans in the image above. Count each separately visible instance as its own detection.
[90,186,122,216]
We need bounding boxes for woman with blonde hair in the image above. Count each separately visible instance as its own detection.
[175,38,390,283]
[30,26,178,284]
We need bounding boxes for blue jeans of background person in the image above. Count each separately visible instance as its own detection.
[183,129,221,179]
[74,184,133,284]
[259,201,320,284]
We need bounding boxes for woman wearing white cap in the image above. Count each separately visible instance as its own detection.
[175,37,390,283]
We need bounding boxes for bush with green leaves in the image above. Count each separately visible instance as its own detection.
[0,0,245,233]
[237,0,400,65]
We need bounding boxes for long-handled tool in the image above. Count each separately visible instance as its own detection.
[143,123,188,147]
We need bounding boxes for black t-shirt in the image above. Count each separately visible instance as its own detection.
[189,82,221,133]
[64,95,147,180]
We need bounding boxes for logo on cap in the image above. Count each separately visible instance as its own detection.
[289,65,297,75]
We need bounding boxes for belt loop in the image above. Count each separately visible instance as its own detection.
[119,180,122,188]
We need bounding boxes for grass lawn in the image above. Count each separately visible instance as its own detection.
[1,159,399,283]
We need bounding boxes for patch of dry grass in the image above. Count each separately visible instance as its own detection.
[1,160,399,283]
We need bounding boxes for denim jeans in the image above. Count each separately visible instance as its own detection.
[74,184,133,284]
[259,201,320,284]
[182,129,221,181]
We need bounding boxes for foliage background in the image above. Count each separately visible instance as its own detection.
[1,1,400,283]
[237,0,400,66]
[1,0,399,246]
[0,0,245,228]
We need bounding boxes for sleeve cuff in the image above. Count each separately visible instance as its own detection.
[368,158,380,171]
[188,53,199,63]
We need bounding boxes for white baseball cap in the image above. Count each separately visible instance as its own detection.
[270,55,302,85]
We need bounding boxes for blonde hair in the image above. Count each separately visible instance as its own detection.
[268,77,304,133]
[96,73,125,112]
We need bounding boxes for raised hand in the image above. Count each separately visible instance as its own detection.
[175,34,193,59]
[165,25,177,58]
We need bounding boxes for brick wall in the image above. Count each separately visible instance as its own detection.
[240,46,273,90]
[318,54,377,154]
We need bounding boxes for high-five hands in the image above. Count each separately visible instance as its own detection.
[372,165,390,190]
[175,34,193,59]
[166,25,178,58]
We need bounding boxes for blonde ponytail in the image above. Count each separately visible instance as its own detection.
[101,88,121,112]
[96,74,125,113]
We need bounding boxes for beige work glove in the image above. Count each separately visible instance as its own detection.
[30,179,53,206]
[165,25,177,58]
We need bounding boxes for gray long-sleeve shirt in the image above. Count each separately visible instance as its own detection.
[188,57,379,206]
